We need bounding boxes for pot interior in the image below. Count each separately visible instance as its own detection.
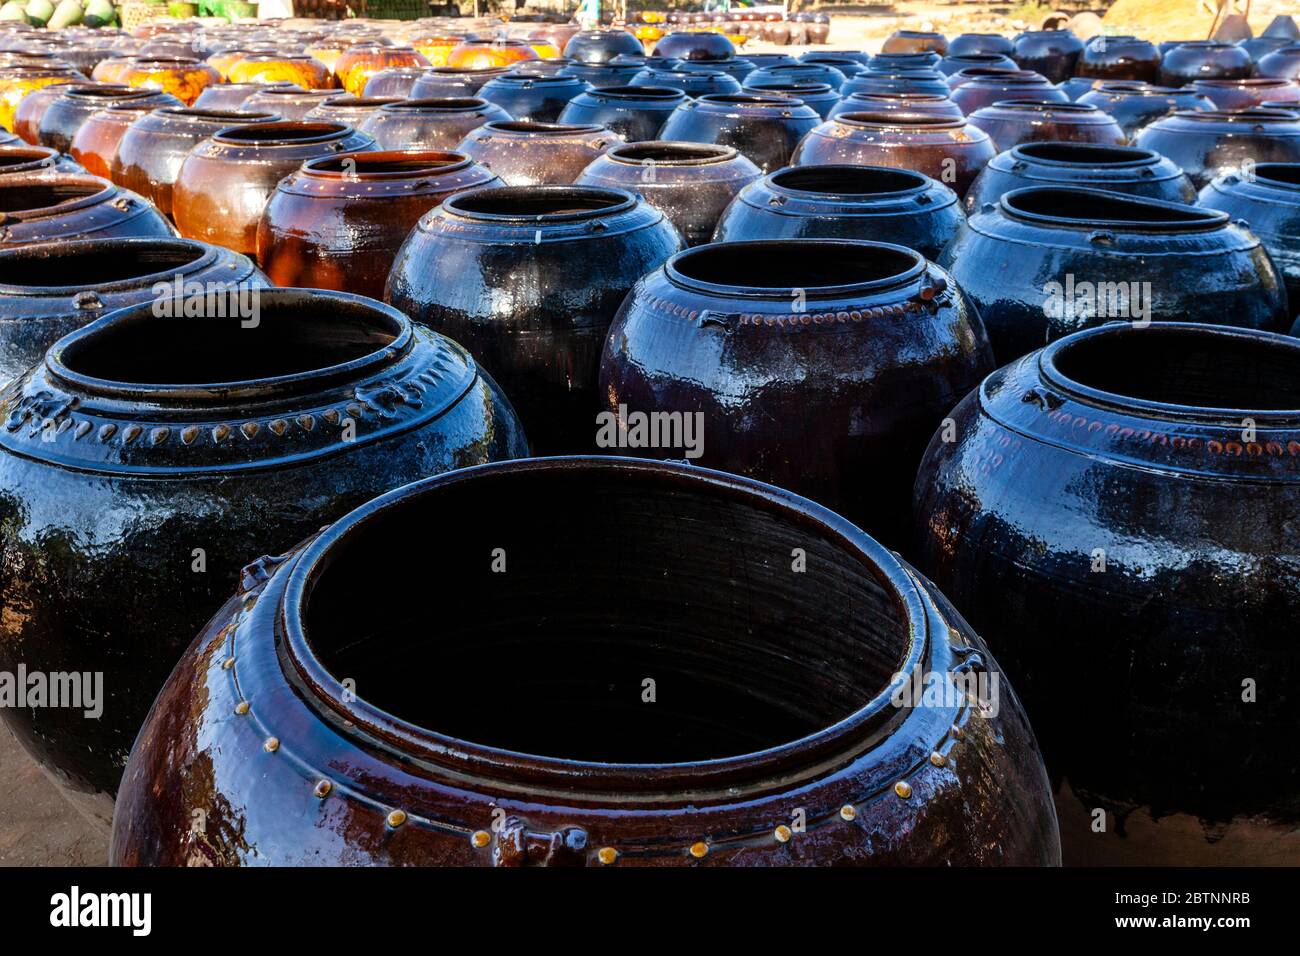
[671,239,920,290]
[0,179,105,213]
[609,142,733,164]
[770,164,927,195]
[0,241,205,287]
[1003,187,1221,227]
[1015,142,1154,166]
[447,185,629,219]
[1254,162,1300,188]
[303,466,910,763]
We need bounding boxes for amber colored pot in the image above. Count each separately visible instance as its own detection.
[840,69,952,98]
[1135,108,1300,190]
[90,55,134,86]
[1077,82,1217,140]
[949,68,1067,115]
[68,102,157,180]
[12,80,76,144]
[938,186,1288,364]
[0,236,263,387]
[361,68,432,99]
[117,57,220,107]
[410,66,510,98]
[1198,162,1300,309]
[242,86,335,121]
[411,33,464,68]
[558,85,686,141]
[563,28,644,65]
[191,82,281,112]
[303,94,401,128]
[359,98,510,151]
[388,186,680,454]
[0,288,526,825]
[1011,29,1083,83]
[456,120,622,186]
[447,39,538,72]
[657,93,820,173]
[37,85,179,154]
[914,322,1300,864]
[575,141,760,246]
[206,48,260,82]
[259,150,499,299]
[0,173,174,247]
[173,121,376,256]
[114,108,281,219]
[967,100,1126,151]
[713,164,964,260]
[965,141,1196,210]
[227,54,334,91]
[0,143,82,176]
[1159,41,1253,87]
[478,73,590,123]
[599,239,991,546]
[791,111,995,197]
[110,454,1059,866]
[882,30,948,56]
[1191,78,1300,111]
[0,64,87,133]
[1075,35,1161,83]
[828,90,962,119]
[335,45,431,97]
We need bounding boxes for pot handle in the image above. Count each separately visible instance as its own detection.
[493,815,590,867]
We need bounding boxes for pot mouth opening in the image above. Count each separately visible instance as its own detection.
[0,176,111,216]
[1041,323,1300,418]
[851,91,948,102]
[698,93,794,108]
[64,85,142,99]
[769,164,930,198]
[0,145,57,169]
[445,184,633,221]
[1195,78,1291,88]
[212,121,351,144]
[589,84,682,100]
[287,457,923,785]
[607,141,736,165]
[0,238,212,292]
[247,86,333,98]
[304,149,472,177]
[384,96,490,113]
[1175,108,1299,123]
[1013,141,1158,167]
[667,238,924,298]
[836,110,963,129]
[1000,186,1226,231]
[745,81,834,95]
[157,107,278,123]
[482,119,603,135]
[986,99,1098,114]
[320,95,401,108]
[1251,162,1300,188]
[47,288,410,401]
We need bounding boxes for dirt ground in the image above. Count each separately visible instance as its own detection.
[0,725,107,866]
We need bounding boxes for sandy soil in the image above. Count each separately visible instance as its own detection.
[0,724,107,867]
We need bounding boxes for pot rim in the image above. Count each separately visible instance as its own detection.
[477,118,605,135]
[1246,161,1300,189]
[693,92,806,109]
[0,143,60,172]
[744,81,835,95]
[300,148,474,179]
[981,99,1101,114]
[380,96,493,113]
[833,110,965,129]
[0,236,217,296]
[765,163,934,201]
[1193,77,1296,89]
[1168,107,1300,123]
[0,173,116,219]
[210,120,354,146]
[280,455,929,791]
[582,84,685,101]
[151,106,280,124]
[604,140,739,166]
[442,183,635,222]
[1010,141,1163,168]
[999,185,1227,232]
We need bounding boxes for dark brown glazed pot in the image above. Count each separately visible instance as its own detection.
[1159,41,1253,87]
[12,80,77,144]
[259,150,500,298]
[359,97,510,151]
[949,67,1068,115]
[967,100,1126,151]
[111,455,1059,867]
[477,73,590,123]
[653,30,736,61]
[841,69,952,98]
[557,85,686,141]
[0,143,82,176]
[791,111,996,197]
[0,236,264,387]
[1191,78,1300,111]
[828,91,964,120]
[882,30,948,56]
[242,85,336,121]
[191,82,286,112]
[599,239,992,546]
[575,141,761,246]
[656,92,821,173]
[173,121,376,256]
[563,28,644,64]
[360,68,432,99]
[1198,162,1300,310]
[742,80,839,119]
[1134,108,1300,189]
[303,94,401,128]
[36,84,179,154]
[1077,82,1217,140]
[915,322,1300,865]
[113,108,280,219]
[0,288,527,826]
[1010,29,1083,83]
[67,101,156,180]
[456,120,622,186]
[0,173,174,247]
[388,186,681,454]
[409,66,510,98]
[936,52,1017,77]
[1074,34,1160,83]
[948,33,1015,57]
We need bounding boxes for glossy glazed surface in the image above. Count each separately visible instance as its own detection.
[1159,41,1253,87]
[966,100,1125,151]
[948,68,1068,115]
[1011,30,1083,83]
[0,173,174,247]
[478,73,590,123]
[1077,82,1217,140]
[456,120,622,186]
[359,97,510,151]
[557,85,685,141]
[657,93,821,173]
[1134,108,1300,189]
[1198,162,1300,311]
[36,85,177,154]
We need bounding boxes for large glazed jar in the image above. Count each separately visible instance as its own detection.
[713,164,964,259]
[599,239,992,546]
[112,455,1059,867]
[447,39,539,72]
[949,68,1067,115]
[743,80,839,119]
[0,288,527,827]
[0,173,174,247]
[226,54,334,91]
[965,141,1196,210]
[914,322,1300,865]
[117,57,220,107]
[937,53,1018,77]
[791,111,995,197]
[564,29,644,65]
[966,100,1125,151]
[630,65,742,97]
[1077,82,1216,139]
[13,81,79,146]
[938,186,1288,363]
[359,98,510,151]
[882,30,948,56]
[0,143,82,176]
[1192,78,1300,110]
[191,82,281,112]
[558,85,685,141]
[477,73,589,123]
[744,61,847,91]
[242,85,335,121]
[1074,35,1160,83]
[1159,41,1253,87]
[1134,108,1300,189]
[173,121,376,257]
[113,108,280,219]
[67,101,158,179]
[388,185,680,454]
[259,150,499,299]
[1256,44,1300,80]
[410,66,510,98]
[361,68,433,100]
[0,63,86,133]
[0,236,264,386]
[841,69,952,98]
[1198,163,1300,310]
[558,59,643,88]
[829,91,963,120]
[303,95,401,128]
[948,33,1015,57]
[335,45,430,97]
[654,30,735,62]
[657,93,820,173]
[1011,29,1083,83]
[456,120,621,186]
[36,84,177,154]
[575,142,760,246]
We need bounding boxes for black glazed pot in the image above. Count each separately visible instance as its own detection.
[828,91,964,120]
[557,85,685,141]
[1159,41,1253,87]
[949,68,1068,115]
[938,186,1288,364]
[0,237,266,387]
[1198,162,1300,312]
[0,288,527,826]
[387,185,682,455]
[558,59,644,88]
[0,143,82,175]
[966,100,1126,151]
[1240,36,1295,65]
[564,29,645,65]
[629,66,742,98]
[652,30,736,62]
[657,93,821,173]
[597,238,993,546]
[0,174,176,247]
[867,52,943,73]
[713,164,964,260]
[1074,35,1161,83]
[742,81,839,119]
[359,98,512,151]
[937,53,1017,77]
[744,62,847,92]
[478,73,590,123]
[1256,44,1300,81]
[1134,108,1300,189]
[575,141,761,246]
[409,67,511,98]
[948,33,1015,57]
[914,322,1300,865]
[36,84,179,154]
[112,456,1059,867]
[965,141,1196,210]
[361,67,433,99]
[841,70,952,98]
[1077,82,1216,139]
[797,55,866,82]
[1011,29,1083,83]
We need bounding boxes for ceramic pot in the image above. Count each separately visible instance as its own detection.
[0,173,173,247]
[744,62,847,91]
[360,68,432,99]
[67,101,157,179]
[842,69,951,98]
[965,141,1196,210]
[557,85,685,141]
[657,93,821,173]
[575,141,760,246]
[477,73,589,123]
[359,98,510,151]
[741,80,839,119]
[654,30,735,61]
[915,321,1300,865]
[191,82,278,112]
[1011,29,1083,83]
[938,186,1289,363]
[1191,78,1300,110]
[949,68,1068,115]
[1256,44,1300,80]
[117,57,220,107]
[713,164,964,260]
[1159,41,1253,87]
[0,287,527,826]
[410,66,510,98]
[456,120,621,186]
[563,29,644,65]
[630,66,742,97]
[303,94,401,128]
[882,31,948,56]
[828,91,963,119]
[1198,162,1300,310]
[1077,82,1217,139]
[0,63,86,133]
[447,39,539,72]
[226,53,334,91]
[1075,35,1160,83]
[0,143,81,176]
[948,33,1015,57]
[389,185,679,454]
[1135,108,1300,189]
[937,53,1017,77]
[241,86,335,121]
[173,121,376,256]
[1241,36,1295,64]
[966,100,1126,151]
[792,111,996,197]
[335,45,430,97]
[867,52,943,73]
[599,238,991,546]
[12,81,78,145]
[558,59,643,88]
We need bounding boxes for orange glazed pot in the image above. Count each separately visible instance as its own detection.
[207,48,261,81]
[334,45,431,97]
[411,34,464,67]
[90,55,135,85]
[227,54,335,91]
[118,57,221,107]
[447,38,539,71]
[69,102,160,180]
[0,64,87,134]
